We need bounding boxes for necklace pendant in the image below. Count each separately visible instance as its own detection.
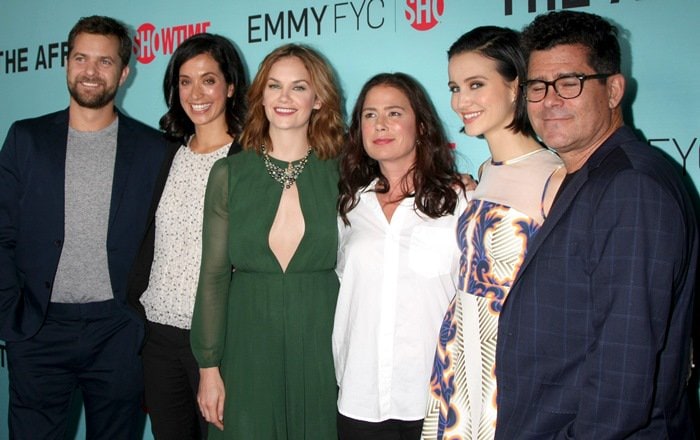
[261,145,312,190]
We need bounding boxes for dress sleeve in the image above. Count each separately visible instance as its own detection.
[191,157,231,368]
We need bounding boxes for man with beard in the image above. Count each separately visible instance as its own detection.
[0,16,167,439]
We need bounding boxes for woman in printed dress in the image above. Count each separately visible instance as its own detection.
[421,26,565,440]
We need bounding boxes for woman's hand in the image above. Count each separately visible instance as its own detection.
[198,367,225,431]
[461,173,477,191]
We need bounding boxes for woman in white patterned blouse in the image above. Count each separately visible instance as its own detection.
[127,33,247,440]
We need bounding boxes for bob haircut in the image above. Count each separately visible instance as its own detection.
[520,10,621,76]
[159,33,248,142]
[239,44,344,160]
[68,15,132,69]
[338,72,464,225]
[448,26,532,136]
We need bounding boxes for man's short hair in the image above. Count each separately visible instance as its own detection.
[67,15,132,68]
[521,10,621,75]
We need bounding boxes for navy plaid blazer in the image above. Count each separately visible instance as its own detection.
[495,126,698,439]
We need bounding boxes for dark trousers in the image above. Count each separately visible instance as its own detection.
[142,321,207,440]
[337,412,424,440]
[6,300,144,440]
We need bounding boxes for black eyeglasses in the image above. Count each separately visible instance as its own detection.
[521,73,613,103]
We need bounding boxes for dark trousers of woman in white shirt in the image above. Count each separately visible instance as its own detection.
[337,412,424,440]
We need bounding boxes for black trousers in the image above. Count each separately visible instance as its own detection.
[142,321,207,440]
[337,412,424,440]
[6,300,144,440]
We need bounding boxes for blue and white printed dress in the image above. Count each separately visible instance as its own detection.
[422,148,563,440]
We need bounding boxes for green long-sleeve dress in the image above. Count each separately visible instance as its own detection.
[191,150,339,439]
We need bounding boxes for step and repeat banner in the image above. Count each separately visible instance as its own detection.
[1,0,699,438]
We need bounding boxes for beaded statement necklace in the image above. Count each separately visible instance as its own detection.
[262,145,312,189]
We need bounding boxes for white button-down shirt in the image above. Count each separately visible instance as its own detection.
[333,181,465,422]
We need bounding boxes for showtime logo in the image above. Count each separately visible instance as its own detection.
[133,21,211,64]
[404,0,444,31]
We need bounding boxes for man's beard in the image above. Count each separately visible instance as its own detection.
[67,76,119,109]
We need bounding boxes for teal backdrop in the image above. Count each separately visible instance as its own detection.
[1,0,699,438]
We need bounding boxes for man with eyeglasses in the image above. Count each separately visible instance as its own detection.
[494,10,698,439]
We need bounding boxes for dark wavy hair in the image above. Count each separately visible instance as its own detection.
[68,15,131,68]
[448,26,532,136]
[239,44,345,160]
[159,33,248,142]
[521,10,621,75]
[339,72,464,225]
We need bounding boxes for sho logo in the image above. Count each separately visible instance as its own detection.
[133,21,211,64]
[404,0,444,31]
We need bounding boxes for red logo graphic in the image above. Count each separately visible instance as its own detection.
[404,0,444,31]
[133,21,211,64]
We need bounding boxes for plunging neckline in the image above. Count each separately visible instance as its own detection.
[265,154,308,273]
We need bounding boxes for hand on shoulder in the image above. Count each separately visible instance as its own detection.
[461,173,477,191]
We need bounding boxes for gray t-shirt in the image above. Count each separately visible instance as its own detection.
[52,117,118,303]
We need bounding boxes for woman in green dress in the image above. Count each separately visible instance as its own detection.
[190,44,345,439]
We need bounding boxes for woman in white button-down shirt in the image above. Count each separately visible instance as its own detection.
[334,72,468,440]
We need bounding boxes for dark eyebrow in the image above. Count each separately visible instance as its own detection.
[463,75,488,82]
[362,105,406,112]
[529,72,582,81]
[180,71,219,78]
[71,52,116,63]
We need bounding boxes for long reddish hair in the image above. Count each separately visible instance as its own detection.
[239,44,345,160]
